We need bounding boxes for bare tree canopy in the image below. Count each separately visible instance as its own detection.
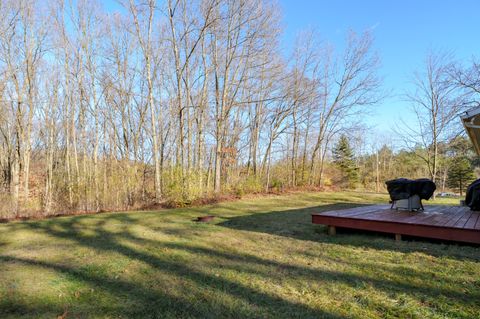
[396,51,471,191]
[0,0,386,217]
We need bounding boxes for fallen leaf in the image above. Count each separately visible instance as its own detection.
[57,309,68,319]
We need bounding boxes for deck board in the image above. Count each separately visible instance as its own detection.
[401,206,455,225]
[465,213,480,229]
[417,206,463,226]
[312,205,480,244]
[320,205,388,217]
[476,214,480,230]
[454,211,473,228]
[444,208,470,227]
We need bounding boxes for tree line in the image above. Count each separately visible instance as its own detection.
[0,0,478,217]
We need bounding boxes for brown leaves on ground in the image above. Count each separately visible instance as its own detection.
[57,309,68,319]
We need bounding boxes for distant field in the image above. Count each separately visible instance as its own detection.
[0,191,478,318]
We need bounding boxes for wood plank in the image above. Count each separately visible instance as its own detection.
[398,211,446,225]
[359,210,417,223]
[390,207,461,227]
[475,213,480,230]
[391,211,437,224]
[328,225,336,235]
[335,206,390,218]
[315,206,361,217]
[317,205,388,217]
[348,208,393,219]
[454,211,473,228]
[444,207,471,227]
[415,207,464,227]
[434,206,466,226]
[464,213,480,229]
[381,210,419,222]
[389,206,453,225]
[346,208,454,227]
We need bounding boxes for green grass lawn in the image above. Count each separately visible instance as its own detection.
[0,191,478,318]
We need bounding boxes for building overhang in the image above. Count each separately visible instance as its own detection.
[461,106,480,156]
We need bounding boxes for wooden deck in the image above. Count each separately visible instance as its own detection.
[312,205,480,244]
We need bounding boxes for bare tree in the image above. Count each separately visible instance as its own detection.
[0,0,48,212]
[449,58,480,108]
[308,31,382,186]
[399,51,463,185]
[128,0,163,202]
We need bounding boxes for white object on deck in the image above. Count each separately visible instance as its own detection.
[393,195,422,211]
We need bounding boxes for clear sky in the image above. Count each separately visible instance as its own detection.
[279,0,480,138]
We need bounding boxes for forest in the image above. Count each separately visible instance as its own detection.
[0,0,479,218]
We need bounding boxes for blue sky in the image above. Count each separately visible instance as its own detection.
[279,0,480,137]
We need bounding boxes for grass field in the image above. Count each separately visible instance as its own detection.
[0,191,478,318]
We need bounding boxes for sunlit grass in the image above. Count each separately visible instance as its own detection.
[0,191,478,318]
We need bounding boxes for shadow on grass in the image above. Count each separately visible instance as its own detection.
[1,204,479,318]
[0,214,346,319]
[218,203,480,260]
[0,299,65,318]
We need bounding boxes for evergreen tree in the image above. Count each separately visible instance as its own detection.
[447,156,476,196]
[333,135,359,188]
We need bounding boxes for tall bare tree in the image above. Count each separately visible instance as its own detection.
[128,0,163,202]
[400,51,463,185]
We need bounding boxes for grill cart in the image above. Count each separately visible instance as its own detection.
[385,178,436,211]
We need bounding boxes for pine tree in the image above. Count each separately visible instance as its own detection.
[333,135,359,188]
[447,156,476,196]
